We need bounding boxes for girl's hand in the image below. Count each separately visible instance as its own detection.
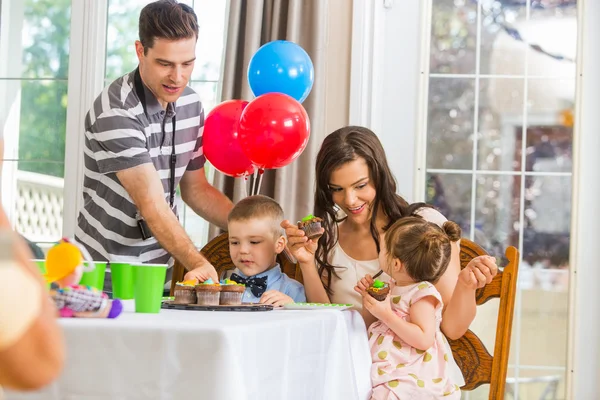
[259,290,294,307]
[362,291,394,322]
[280,220,323,264]
[460,255,498,289]
[354,274,374,295]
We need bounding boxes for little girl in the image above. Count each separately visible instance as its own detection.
[355,216,462,399]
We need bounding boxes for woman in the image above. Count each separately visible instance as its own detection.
[282,126,497,338]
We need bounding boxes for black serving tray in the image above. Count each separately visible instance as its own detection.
[161,301,273,312]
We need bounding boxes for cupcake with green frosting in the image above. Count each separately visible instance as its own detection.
[297,214,323,240]
[367,279,390,301]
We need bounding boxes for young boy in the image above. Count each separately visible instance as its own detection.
[226,195,306,306]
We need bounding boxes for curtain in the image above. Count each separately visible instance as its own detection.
[209,0,352,238]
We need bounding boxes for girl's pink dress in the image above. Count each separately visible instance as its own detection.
[368,282,461,399]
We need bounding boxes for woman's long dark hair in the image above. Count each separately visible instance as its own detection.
[314,126,430,295]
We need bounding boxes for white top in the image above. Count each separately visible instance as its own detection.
[326,207,465,385]
[328,207,447,313]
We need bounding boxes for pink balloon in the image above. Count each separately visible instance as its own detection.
[203,100,255,177]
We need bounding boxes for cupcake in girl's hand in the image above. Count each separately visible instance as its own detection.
[366,279,390,301]
[297,214,323,240]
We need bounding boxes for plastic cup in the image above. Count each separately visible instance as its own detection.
[132,263,167,313]
[79,261,107,291]
[111,262,134,299]
[32,259,46,275]
[32,259,50,289]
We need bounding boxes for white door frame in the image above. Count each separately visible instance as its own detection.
[62,0,108,238]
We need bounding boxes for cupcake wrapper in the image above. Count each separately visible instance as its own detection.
[173,289,197,305]
[196,291,221,306]
[367,289,389,302]
[302,221,322,239]
[220,291,243,305]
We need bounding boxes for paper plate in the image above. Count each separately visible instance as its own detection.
[283,302,353,311]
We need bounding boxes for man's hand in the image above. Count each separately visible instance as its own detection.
[259,290,294,307]
[183,262,219,283]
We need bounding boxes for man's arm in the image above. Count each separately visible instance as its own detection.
[116,164,217,279]
[179,167,233,231]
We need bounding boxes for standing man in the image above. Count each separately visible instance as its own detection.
[75,0,232,284]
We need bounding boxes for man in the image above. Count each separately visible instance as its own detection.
[75,0,232,285]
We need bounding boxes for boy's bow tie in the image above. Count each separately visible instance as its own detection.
[229,273,268,297]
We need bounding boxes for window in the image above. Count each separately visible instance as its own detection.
[0,0,227,250]
[0,0,71,250]
[351,0,580,398]
[425,1,576,398]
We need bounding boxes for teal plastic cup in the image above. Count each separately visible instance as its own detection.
[79,261,107,291]
[132,263,167,313]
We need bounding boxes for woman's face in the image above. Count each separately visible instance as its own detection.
[328,158,377,225]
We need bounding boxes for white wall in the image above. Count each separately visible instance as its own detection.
[570,0,600,397]
[349,0,424,202]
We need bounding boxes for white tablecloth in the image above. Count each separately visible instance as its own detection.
[6,301,372,400]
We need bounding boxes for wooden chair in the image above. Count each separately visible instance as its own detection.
[169,232,300,295]
[451,238,520,399]
[171,234,520,399]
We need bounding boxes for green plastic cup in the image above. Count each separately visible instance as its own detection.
[32,259,50,289]
[111,262,134,299]
[32,259,46,275]
[79,261,107,291]
[132,263,167,313]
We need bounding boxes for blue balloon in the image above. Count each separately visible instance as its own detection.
[247,40,314,103]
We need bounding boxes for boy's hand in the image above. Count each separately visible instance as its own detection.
[354,274,374,295]
[184,262,219,283]
[259,290,293,307]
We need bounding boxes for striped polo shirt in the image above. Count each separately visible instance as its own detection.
[75,69,205,264]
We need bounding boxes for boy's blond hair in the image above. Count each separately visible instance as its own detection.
[228,195,284,236]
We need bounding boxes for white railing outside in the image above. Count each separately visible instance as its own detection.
[15,170,64,243]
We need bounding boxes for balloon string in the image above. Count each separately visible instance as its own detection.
[256,169,264,195]
[251,169,258,196]
[242,174,249,198]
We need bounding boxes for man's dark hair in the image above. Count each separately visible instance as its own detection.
[139,0,199,54]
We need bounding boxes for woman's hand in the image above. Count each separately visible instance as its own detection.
[353,274,374,295]
[280,220,323,264]
[458,255,498,290]
[259,290,294,307]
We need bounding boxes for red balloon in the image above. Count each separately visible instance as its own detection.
[238,93,310,169]
[203,100,255,177]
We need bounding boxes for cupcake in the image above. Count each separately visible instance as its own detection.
[195,279,221,306]
[219,279,246,305]
[173,279,197,304]
[297,214,323,240]
[367,279,390,301]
